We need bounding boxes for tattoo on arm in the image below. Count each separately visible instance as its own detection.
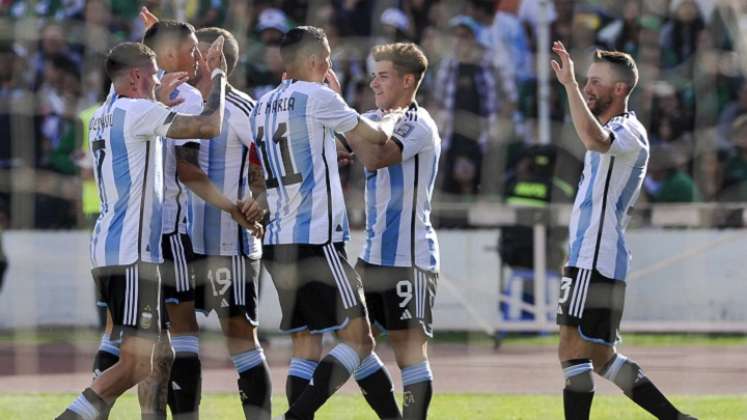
[166,74,226,139]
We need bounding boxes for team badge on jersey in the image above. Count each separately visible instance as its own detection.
[140,305,154,329]
[394,122,415,139]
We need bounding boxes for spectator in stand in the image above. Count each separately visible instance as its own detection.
[433,15,498,195]
[245,7,290,99]
[469,0,520,109]
[184,0,227,28]
[597,0,643,57]
[649,81,694,141]
[3,0,85,20]
[719,115,747,202]
[332,0,374,37]
[378,7,414,43]
[644,144,701,203]
[487,0,531,88]
[402,0,439,43]
[660,0,705,70]
[31,22,82,91]
[718,81,747,151]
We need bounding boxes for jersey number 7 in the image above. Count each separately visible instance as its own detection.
[255,122,303,189]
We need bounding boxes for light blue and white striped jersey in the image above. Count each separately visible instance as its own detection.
[567,112,649,280]
[248,80,357,245]
[189,85,262,258]
[359,103,441,272]
[162,83,203,235]
[89,94,176,268]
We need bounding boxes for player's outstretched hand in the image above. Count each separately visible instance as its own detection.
[156,71,189,107]
[206,35,227,75]
[551,40,576,86]
[239,199,266,224]
[324,69,342,95]
[139,6,159,31]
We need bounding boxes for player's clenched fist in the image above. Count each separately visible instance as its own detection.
[551,40,576,87]
[239,199,266,224]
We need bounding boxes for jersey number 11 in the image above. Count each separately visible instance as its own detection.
[255,122,303,189]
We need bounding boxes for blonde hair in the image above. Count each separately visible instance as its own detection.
[371,42,428,85]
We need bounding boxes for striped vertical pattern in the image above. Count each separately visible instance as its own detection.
[232,256,246,306]
[569,269,591,318]
[322,244,357,309]
[124,265,139,326]
[170,235,189,292]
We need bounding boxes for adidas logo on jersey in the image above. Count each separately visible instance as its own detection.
[221,298,229,308]
[400,309,412,320]
[171,381,182,391]
[335,224,343,232]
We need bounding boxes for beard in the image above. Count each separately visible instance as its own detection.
[588,94,613,117]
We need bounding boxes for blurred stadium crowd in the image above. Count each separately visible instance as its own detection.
[2,0,747,229]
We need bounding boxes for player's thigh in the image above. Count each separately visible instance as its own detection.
[166,300,199,335]
[290,330,323,361]
[558,324,594,361]
[335,316,374,355]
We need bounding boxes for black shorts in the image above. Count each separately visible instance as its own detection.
[161,233,198,304]
[556,266,626,346]
[93,262,162,340]
[263,243,367,334]
[194,255,260,323]
[356,259,437,337]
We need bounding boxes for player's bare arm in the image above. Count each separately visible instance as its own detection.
[175,144,261,235]
[166,36,227,140]
[551,41,612,153]
[344,112,404,171]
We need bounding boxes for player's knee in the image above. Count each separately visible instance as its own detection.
[591,350,616,374]
[561,359,595,393]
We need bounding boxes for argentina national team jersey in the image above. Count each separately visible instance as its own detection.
[89,94,176,268]
[567,111,649,280]
[249,80,357,245]
[359,103,441,272]
[189,85,262,258]
[162,82,203,235]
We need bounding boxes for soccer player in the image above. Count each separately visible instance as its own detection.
[551,41,697,420]
[176,26,271,419]
[342,42,439,420]
[56,38,234,420]
[245,26,402,420]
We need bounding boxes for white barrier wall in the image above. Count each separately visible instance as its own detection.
[0,229,745,331]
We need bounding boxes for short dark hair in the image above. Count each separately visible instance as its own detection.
[105,42,156,79]
[279,26,327,66]
[593,49,639,93]
[196,27,240,75]
[371,42,429,85]
[142,20,195,53]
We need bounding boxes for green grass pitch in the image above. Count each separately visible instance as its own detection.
[2,393,744,419]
